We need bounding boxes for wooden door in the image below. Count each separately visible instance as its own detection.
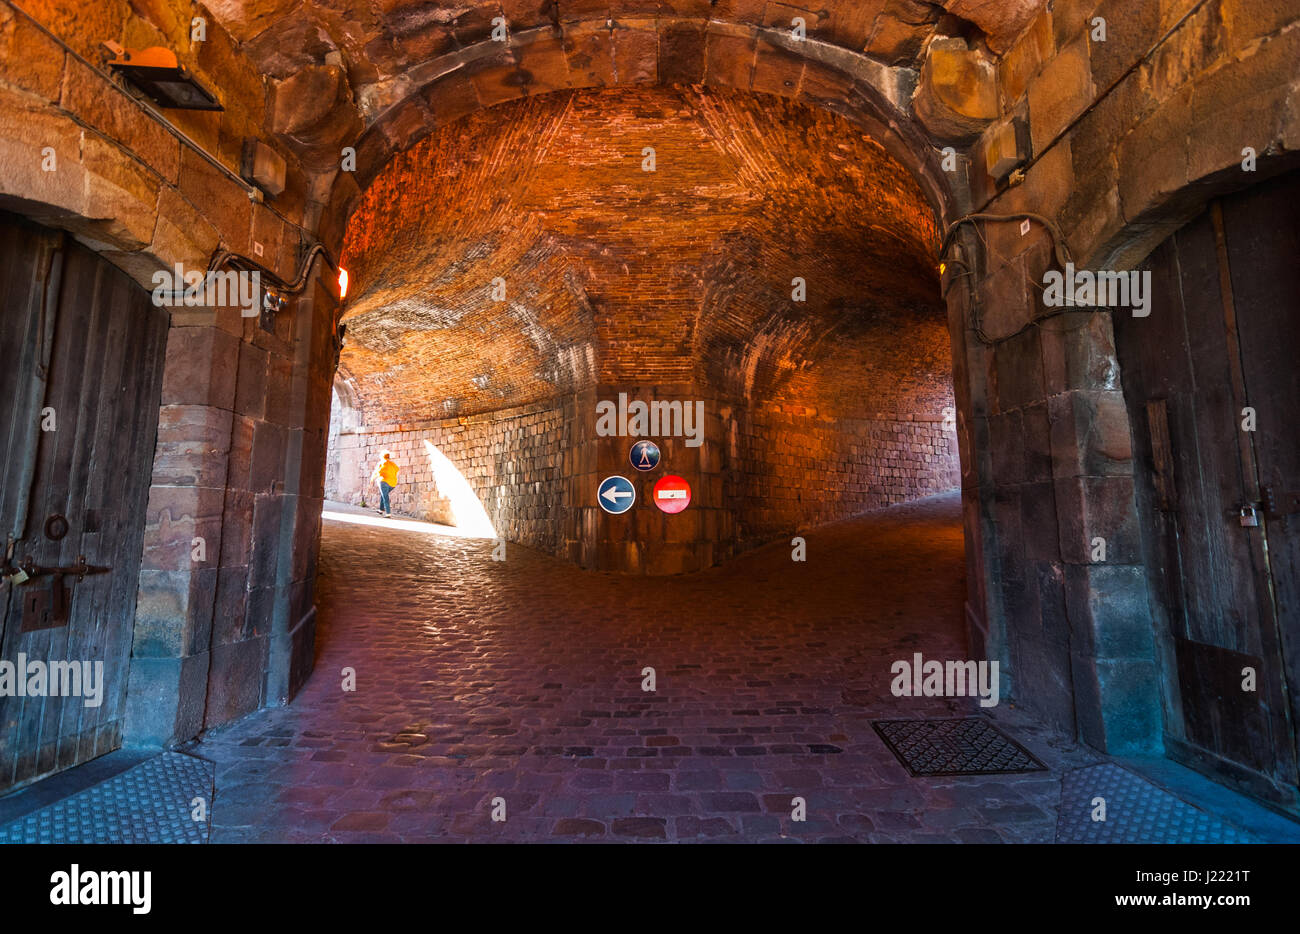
[0,211,168,794]
[1116,169,1300,808]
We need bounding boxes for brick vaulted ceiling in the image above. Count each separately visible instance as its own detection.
[339,85,943,423]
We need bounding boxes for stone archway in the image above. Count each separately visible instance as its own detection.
[306,14,993,253]
[3,0,1298,815]
[325,368,365,504]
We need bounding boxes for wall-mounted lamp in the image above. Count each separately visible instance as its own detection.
[263,290,288,315]
[105,44,222,111]
[258,288,288,334]
[337,267,349,300]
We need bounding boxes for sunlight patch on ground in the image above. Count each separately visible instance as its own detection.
[422,439,498,538]
[321,509,490,539]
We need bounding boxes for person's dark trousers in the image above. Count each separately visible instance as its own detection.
[379,481,394,516]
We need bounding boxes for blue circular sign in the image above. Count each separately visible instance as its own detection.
[630,440,661,471]
[597,475,637,514]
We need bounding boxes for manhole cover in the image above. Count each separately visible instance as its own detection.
[872,718,1047,776]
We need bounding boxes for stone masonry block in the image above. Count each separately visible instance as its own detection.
[1054,476,1143,565]
[912,38,999,145]
[0,6,64,101]
[133,566,218,659]
[1064,562,1153,659]
[0,87,87,217]
[1117,84,1192,221]
[151,405,234,488]
[139,484,226,572]
[1028,38,1095,154]
[1040,311,1119,395]
[204,636,267,726]
[1093,658,1163,754]
[1048,389,1132,480]
[161,326,240,409]
[123,652,210,747]
[77,133,160,251]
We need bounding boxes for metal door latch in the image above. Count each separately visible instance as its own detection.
[10,555,109,632]
[7,554,110,582]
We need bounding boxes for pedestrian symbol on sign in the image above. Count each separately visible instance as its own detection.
[630,440,661,471]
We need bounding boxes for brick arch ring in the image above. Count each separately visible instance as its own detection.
[320,18,961,251]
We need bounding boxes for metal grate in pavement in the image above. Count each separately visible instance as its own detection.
[0,752,214,844]
[872,717,1047,776]
[1056,763,1256,843]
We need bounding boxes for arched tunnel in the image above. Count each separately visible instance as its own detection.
[0,0,1299,862]
[326,85,958,572]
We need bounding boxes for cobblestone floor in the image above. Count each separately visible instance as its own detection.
[195,492,1106,843]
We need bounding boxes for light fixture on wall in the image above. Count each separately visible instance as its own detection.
[263,289,288,315]
[337,267,349,300]
[105,43,222,111]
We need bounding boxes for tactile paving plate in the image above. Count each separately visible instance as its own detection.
[1056,763,1256,843]
[872,717,1047,776]
[0,752,214,845]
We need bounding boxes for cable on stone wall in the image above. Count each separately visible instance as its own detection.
[939,212,1093,346]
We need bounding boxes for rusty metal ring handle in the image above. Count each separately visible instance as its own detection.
[44,514,69,541]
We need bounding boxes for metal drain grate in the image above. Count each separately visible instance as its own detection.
[0,752,214,845]
[1056,763,1256,843]
[872,717,1047,776]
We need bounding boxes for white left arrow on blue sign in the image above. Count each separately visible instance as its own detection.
[597,475,637,514]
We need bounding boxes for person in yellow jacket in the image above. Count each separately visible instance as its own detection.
[370,450,399,517]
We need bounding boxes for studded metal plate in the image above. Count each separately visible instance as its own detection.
[0,752,214,845]
[872,717,1047,776]
[1056,763,1256,843]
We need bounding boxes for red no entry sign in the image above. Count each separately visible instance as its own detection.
[652,474,692,514]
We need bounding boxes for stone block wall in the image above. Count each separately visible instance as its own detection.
[948,0,1300,755]
[328,396,575,556]
[326,380,959,575]
[732,407,959,548]
[0,3,315,291]
[0,2,345,746]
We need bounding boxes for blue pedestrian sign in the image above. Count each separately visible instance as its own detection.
[630,440,661,471]
[598,475,637,514]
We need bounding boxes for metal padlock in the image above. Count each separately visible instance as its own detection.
[1239,506,1259,527]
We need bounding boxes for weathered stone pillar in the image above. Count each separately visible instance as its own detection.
[949,213,1162,755]
[266,271,338,703]
[1042,310,1161,753]
[125,309,240,745]
[125,262,338,743]
[942,246,1003,671]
